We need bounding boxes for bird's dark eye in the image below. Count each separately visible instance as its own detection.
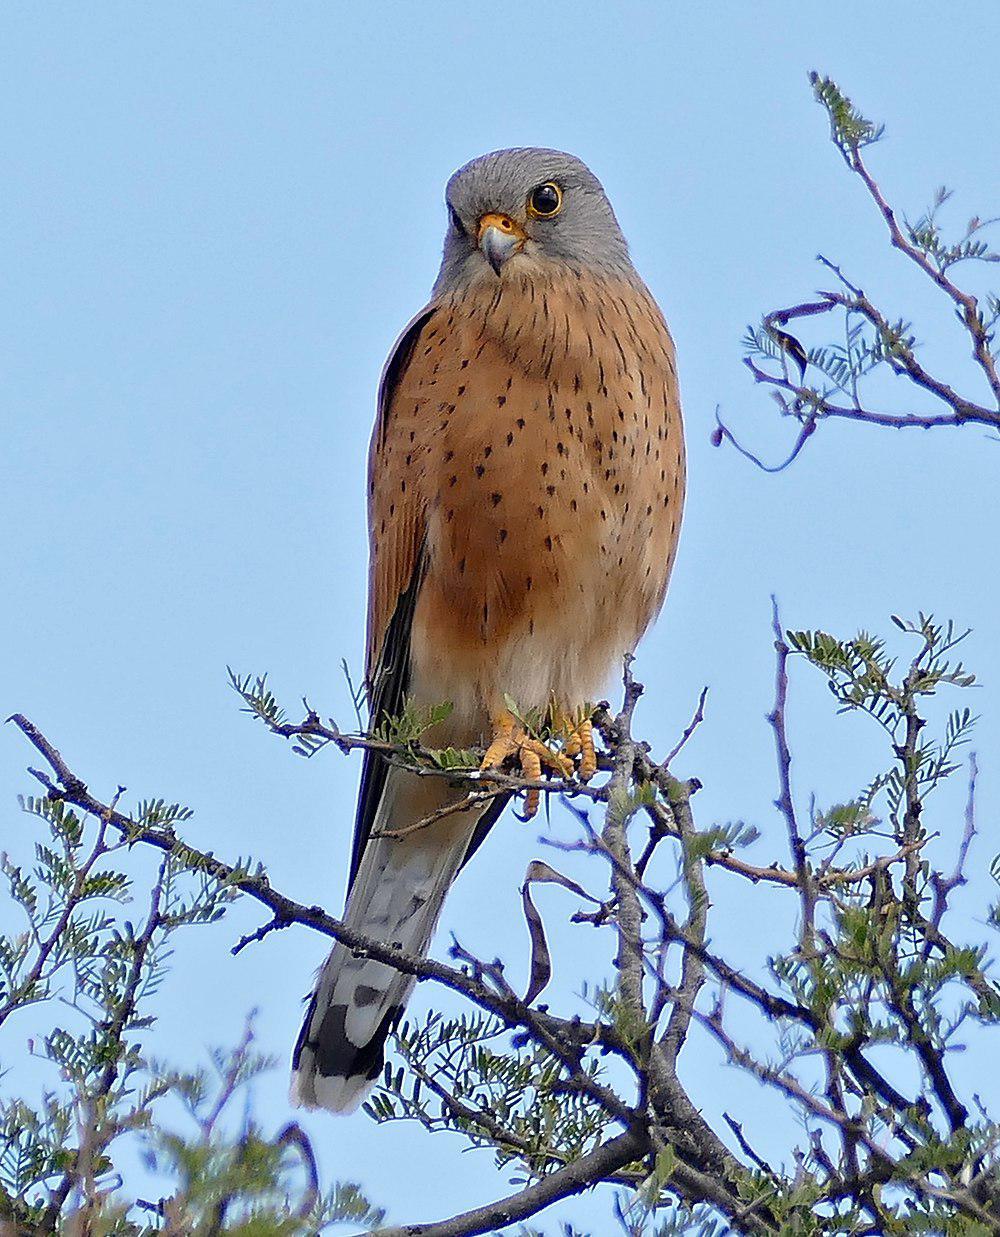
[527,182,563,219]
[448,204,465,235]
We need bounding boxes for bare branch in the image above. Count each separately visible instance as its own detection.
[8,713,626,1061]
[364,1130,644,1237]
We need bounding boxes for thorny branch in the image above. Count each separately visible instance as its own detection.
[7,608,999,1234]
[719,76,1000,469]
[8,713,626,1063]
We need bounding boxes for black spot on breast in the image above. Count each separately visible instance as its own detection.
[475,464,485,478]
[491,492,502,506]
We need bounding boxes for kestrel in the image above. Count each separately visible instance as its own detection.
[292,149,685,1112]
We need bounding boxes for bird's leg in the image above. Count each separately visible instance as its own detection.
[481,708,574,819]
[559,711,598,782]
[516,745,544,819]
[480,709,519,770]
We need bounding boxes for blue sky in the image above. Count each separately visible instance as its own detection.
[3,3,999,1230]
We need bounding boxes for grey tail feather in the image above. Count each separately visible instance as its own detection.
[289,770,484,1114]
[290,990,401,1114]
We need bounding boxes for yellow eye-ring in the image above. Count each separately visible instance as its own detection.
[527,182,563,219]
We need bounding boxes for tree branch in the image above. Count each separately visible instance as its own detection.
[364,1130,645,1237]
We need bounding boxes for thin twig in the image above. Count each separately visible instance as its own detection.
[768,598,816,950]
[926,752,978,952]
[664,686,709,767]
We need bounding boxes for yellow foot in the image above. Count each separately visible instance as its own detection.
[560,713,598,782]
[480,709,574,818]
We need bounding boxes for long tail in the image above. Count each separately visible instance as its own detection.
[290,768,481,1113]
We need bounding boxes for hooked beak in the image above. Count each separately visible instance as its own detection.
[477,212,526,274]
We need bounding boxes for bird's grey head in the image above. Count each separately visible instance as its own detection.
[433,148,631,295]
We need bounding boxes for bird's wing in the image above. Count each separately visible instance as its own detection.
[348,306,436,888]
